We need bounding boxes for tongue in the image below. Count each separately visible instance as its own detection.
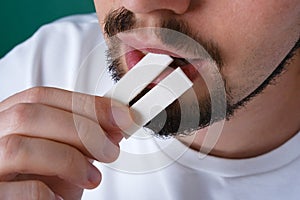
[125,50,145,70]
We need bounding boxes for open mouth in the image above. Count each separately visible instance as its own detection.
[124,48,200,85]
[124,48,201,107]
[170,56,191,68]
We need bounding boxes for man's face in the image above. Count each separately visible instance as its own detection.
[94,0,300,137]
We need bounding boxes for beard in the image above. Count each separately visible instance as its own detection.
[103,7,300,138]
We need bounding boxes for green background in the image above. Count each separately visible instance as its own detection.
[0,0,95,58]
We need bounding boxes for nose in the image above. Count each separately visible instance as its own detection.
[121,0,191,15]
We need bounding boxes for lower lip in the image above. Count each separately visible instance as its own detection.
[125,48,145,71]
[125,49,201,83]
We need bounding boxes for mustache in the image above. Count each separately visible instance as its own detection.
[104,8,136,38]
[104,7,224,68]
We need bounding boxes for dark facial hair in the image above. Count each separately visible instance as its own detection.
[104,7,300,138]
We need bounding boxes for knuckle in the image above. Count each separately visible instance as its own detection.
[94,96,110,115]
[0,181,52,200]
[25,87,47,103]
[76,119,92,138]
[63,147,79,171]
[73,93,96,119]
[6,103,33,132]
[27,180,51,200]
[0,135,23,162]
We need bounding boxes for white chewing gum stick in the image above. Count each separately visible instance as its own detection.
[104,53,193,138]
[131,67,193,127]
[104,53,173,105]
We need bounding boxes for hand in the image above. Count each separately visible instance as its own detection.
[0,87,133,199]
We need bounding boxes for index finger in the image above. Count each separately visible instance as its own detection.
[0,87,134,134]
[0,103,120,162]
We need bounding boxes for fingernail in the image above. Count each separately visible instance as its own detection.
[87,165,101,186]
[111,102,132,129]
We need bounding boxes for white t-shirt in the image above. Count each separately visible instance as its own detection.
[1,14,300,200]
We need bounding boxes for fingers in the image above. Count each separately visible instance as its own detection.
[0,181,63,200]
[0,135,101,189]
[0,88,131,198]
[13,175,84,200]
[0,87,133,133]
[0,103,120,161]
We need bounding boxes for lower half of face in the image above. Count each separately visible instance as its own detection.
[94,0,300,137]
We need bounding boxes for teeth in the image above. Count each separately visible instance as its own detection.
[140,51,190,68]
[141,51,148,55]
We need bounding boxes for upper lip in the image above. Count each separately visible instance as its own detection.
[117,31,200,59]
[116,31,205,82]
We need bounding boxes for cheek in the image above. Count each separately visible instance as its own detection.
[186,1,299,102]
[225,3,299,97]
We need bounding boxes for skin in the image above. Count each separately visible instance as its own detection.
[0,0,299,199]
[94,0,300,157]
[0,88,133,199]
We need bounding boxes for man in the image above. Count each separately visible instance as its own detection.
[0,0,299,199]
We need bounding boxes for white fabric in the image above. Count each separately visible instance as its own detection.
[1,14,300,200]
